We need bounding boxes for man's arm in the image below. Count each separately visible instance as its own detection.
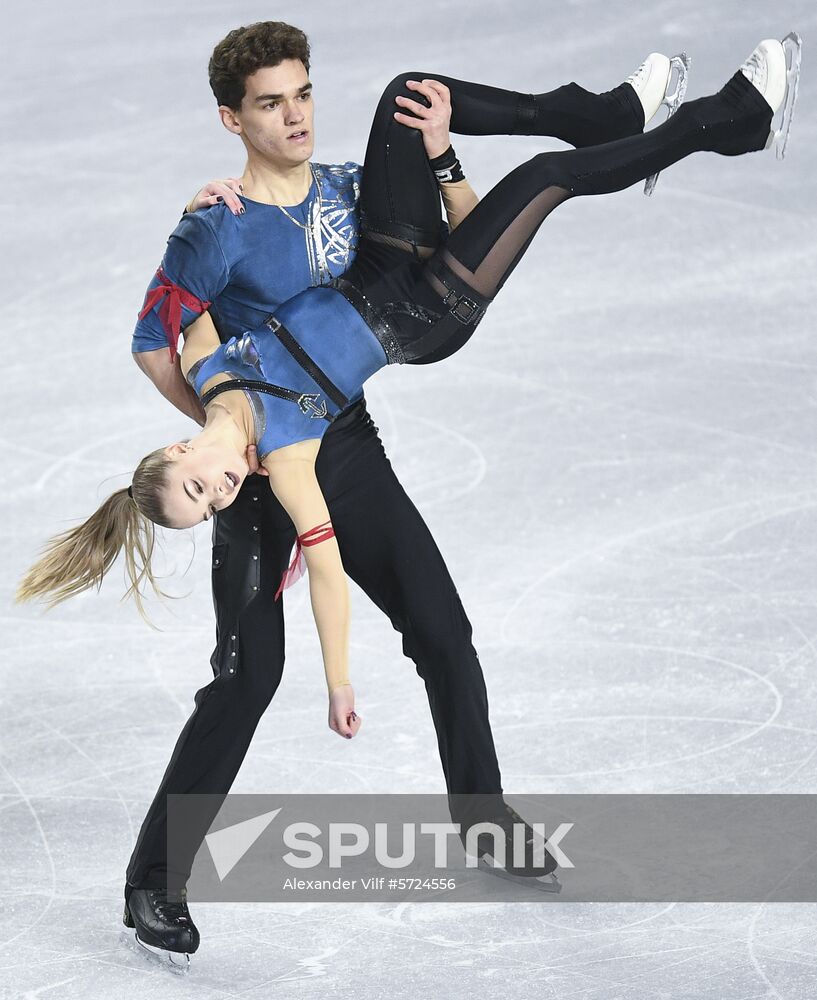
[132,347,207,425]
[132,212,229,422]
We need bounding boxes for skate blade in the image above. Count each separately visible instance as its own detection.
[644,52,692,197]
[477,856,563,894]
[120,927,191,975]
[765,31,802,160]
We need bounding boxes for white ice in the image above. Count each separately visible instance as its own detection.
[3,0,817,996]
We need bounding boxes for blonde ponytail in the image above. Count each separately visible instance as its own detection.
[16,447,175,623]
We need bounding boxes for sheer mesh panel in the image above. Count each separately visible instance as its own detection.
[363,229,438,261]
[439,186,572,298]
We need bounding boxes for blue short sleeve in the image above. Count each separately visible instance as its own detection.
[131,211,230,356]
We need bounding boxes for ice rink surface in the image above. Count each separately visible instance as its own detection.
[3,0,817,996]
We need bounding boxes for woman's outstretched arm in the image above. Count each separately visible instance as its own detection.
[263,442,361,739]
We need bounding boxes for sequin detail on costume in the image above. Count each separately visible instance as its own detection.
[306,164,361,286]
[381,301,440,325]
[210,331,268,441]
[224,331,264,375]
[328,276,407,365]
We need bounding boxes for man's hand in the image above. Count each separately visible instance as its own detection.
[186,178,245,216]
[329,684,361,739]
[393,79,452,159]
[245,444,269,476]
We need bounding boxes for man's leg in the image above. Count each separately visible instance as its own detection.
[125,476,296,891]
[315,399,505,827]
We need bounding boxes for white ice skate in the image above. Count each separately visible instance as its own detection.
[624,51,692,196]
[739,32,802,159]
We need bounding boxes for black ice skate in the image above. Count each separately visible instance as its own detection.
[463,801,563,894]
[121,883,200,974]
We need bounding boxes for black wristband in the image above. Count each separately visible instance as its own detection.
[428,144,465,184]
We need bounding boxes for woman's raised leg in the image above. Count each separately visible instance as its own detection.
[356,56,680,250]
[394,42,792,364]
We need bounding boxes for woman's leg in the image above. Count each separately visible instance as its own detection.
[393,70,774,363]
[442,73,645,145]
[356,70,646,251]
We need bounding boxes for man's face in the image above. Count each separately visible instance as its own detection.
[227,59,315,167]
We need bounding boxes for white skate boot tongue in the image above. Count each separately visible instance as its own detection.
[740,39,786,113]
[626,53,672,124]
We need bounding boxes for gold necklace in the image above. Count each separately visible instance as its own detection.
[276,165,322,231]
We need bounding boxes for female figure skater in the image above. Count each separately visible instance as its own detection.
[18,36,802,743]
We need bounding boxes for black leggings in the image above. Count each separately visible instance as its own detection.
[339,69,774,365]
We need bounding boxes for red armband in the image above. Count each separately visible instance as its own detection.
[274,520,336,601]
[137,266,212,362]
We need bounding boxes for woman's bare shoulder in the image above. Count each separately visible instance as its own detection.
[261,438,322,472]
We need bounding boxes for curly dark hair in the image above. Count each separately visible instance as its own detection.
[209,21,311,111]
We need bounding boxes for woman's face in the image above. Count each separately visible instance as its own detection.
[161,441,249,528]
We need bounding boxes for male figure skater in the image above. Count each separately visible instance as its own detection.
[124,19,675,966]
[125,21,513,967]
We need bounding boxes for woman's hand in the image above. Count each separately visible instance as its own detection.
[393,79,452,159]
[328,684,362,739]
[185,178,245,216]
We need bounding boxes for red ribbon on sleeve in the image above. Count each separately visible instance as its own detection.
[137,267,212,362]
[274,520,336,601]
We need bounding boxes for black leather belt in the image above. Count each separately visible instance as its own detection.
[403,256,491,360]
[202,315,351,423]
[263,315,349,410]
[201,377,336,423]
